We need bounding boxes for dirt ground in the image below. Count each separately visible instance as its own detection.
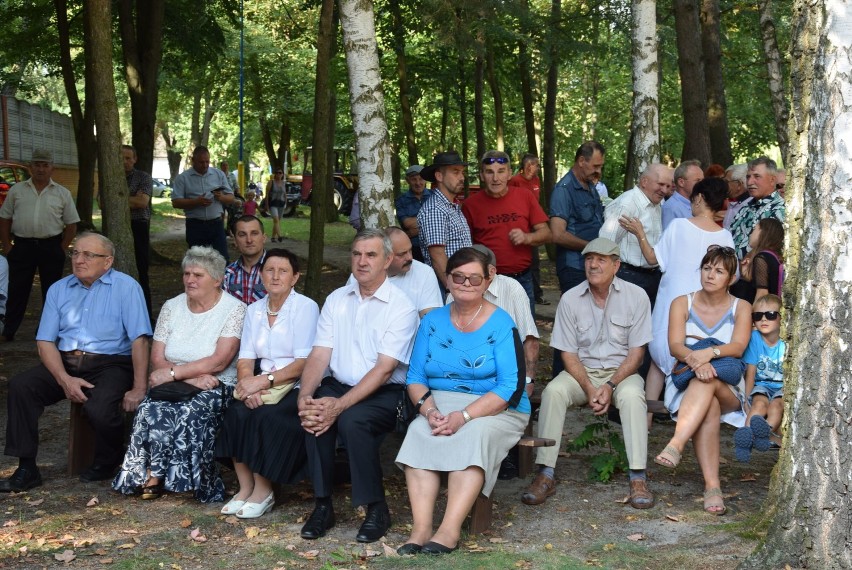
[0,222,778,569]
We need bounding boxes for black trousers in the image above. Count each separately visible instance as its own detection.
[305,377,401,506]
[5,353,133,466]
[3,235,65,339]
[616,264,662,310]
[130,219,152,317]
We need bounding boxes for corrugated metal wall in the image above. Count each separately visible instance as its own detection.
[1,96,77,167]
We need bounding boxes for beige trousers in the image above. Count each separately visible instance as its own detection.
[535,367,648,470]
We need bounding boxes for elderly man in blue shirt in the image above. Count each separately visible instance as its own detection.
[0,233,152,492]
[171,146,235,261]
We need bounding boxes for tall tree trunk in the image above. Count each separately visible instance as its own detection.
[159,122,181,182]
[741,1,852,567]
[518,35,538,156]
[55,0,97,229]
[474,52,486,161]
[117,0,165,174]
[627,0,660,188]
[758,0,790,165]
[457,52,470,167]
[278,121,291,169]
[485,47,505,152]
[440,89,448,150]
[339,0,394,229]
[700,0,732,167]
[542,0,560,210]
[259,115,277,168]
[87,0,136,275]
[673,0,712,164]
[389,0,417,165]
[305,0,337,300]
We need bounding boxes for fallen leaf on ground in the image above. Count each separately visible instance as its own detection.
[603,543,615,551]
[94,548,108,555]
[297,549,319,559]
[54,549,75,562]
[180,518,192,528]
[101,558,114,564]
[244,527,260,539]
[666,514,680,522]
[740,473,757,482]
[116,543,136,549]
[489,537,507,543]
[615,496,629,504]
[627,533,645,541]
[364,548,381,557]
[86,497,99,507]
[189,528,207,543]
[544,543,553,550]
[27,499,44,506]
[224,516,239,525]
[120,530,138,534]
[2,521,17,527]
[285,544,296,551]
[382,542,397,557]
[18,546,26,553]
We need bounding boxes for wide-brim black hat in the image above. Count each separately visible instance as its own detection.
[420,151,470,182]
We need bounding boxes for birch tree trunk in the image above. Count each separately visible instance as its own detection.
[741,0,852,566]
[338,0,394,229]
[627,0,659,188]
[758,0,790,165]
[87,0,136,276]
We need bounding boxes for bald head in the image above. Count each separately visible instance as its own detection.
[387,227,414,277]
[638,163,670,204]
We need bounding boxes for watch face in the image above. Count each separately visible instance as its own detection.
[267,374,275,381]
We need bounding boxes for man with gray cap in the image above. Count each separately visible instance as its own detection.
[395,164,433,263]
[0,149,79,342]
[522,237,654,510]
[416,152,472,285]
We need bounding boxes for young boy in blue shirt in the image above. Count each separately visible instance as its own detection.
[734,294,786,462]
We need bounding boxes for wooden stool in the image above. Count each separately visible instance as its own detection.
[67,402,95,476]
[468,436,556,535]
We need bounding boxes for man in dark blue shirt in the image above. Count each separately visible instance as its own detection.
[394,165,433,263]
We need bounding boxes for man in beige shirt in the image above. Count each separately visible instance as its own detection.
[0,149,78,342]
[522,237,654,510]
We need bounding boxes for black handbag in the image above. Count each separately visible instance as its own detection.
[395,389,432,434]
[148,381,202,402]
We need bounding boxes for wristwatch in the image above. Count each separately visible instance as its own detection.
[605,380,617,391]
[169,367,176,379]
[712,348,721,357]
[266,373,275,388]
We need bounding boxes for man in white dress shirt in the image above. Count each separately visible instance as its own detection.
[386,227,442,316]
[297,229,418,544]
[598,163,667,308]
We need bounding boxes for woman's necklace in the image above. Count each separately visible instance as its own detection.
[266,291,290,317]
[455,303,483,331]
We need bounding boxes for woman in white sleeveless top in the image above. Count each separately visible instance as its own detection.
[653,246,752,515]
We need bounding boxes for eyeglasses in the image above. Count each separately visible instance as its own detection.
[275,171,283,175]
[69,250,111,260]
[481,157,509,165]
[706,244,737,257]
[752,311,780,322]
[450,272,485,286]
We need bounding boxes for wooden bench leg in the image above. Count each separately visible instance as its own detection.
[67,402,96,476]
[518,421,534,478]
[468,493,493,535]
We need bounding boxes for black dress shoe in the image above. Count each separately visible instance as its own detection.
[355,502,391,543]
[421,540,459,555]
[397,543,422,555]
[300,503,335,539]
[498,456,519,480]
[79,463,119,483]
[0,466,42,493]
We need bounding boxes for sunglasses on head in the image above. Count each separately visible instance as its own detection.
[450,272,485,286]
[752,311,780,322]
[482,157,509,165]
[706,244,737,257]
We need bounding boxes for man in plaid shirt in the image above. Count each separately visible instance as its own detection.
[223,215,267,304]
[416,151,472,287]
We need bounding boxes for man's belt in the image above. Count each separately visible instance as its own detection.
[620,262,660,275]
[12,234,61,243]
[500,267,531,279]
[61,350,98,357]
[186,217,223,224]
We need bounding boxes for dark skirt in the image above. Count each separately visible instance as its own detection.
[215,389,307,485]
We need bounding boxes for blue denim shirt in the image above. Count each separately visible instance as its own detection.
[395,188,433,250]
[549,170,604,272]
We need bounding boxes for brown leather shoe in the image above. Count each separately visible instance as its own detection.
[521,473,557,505]
[628,479,655,509]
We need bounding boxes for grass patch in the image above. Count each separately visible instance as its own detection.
[709,514,769,541]
[370,549,589,569]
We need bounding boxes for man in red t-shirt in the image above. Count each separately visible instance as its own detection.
[463,150,551,314]
[508,153,548,305]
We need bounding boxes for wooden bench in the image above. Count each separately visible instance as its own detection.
[468,435,555,535]
[67,402,95,476]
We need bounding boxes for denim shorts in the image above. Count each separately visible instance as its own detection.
[750,383,783,401]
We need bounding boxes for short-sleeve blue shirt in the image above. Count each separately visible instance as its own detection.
[395,188,434,250]
[172,167,234,220]
[549,170,604,272]
[36,269,153,355]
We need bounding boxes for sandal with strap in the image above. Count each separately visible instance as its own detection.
[141,482,163,500]
[654,444,682,469]
[703,488,727,516]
